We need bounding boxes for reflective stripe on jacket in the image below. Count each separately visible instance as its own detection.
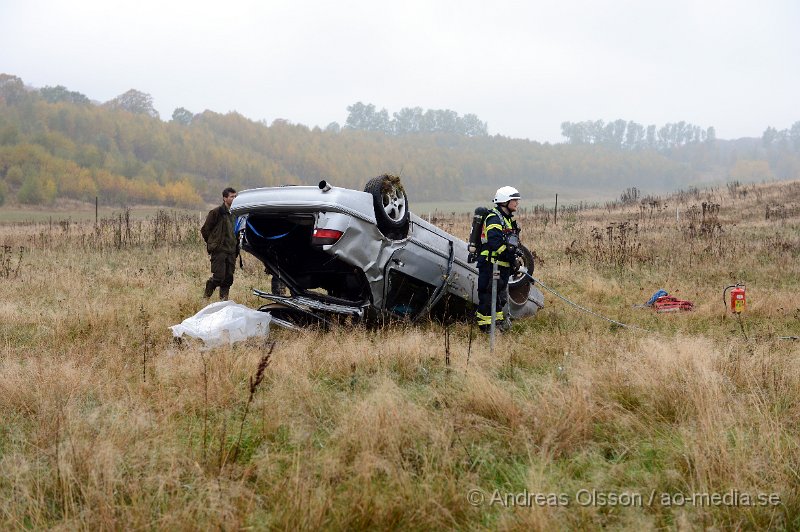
[479,208,516,267]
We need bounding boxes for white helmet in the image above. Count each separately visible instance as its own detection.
[493,186,521,204]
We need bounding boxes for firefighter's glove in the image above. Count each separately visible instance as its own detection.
[514,255,525,273]
[505,232,520,254]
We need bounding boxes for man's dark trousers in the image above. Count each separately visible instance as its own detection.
[205,253,236,299]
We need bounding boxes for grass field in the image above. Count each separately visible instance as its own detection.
[0,200,200,224]
[413,186,616,215]
[1,179,799,529]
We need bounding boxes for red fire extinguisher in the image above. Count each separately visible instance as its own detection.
[723,283,746,314]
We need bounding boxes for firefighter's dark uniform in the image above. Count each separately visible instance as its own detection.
[201,204,237,299]
[476,207,518,330]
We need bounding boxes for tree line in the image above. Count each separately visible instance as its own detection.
[341,102,489,137]
[560,119,716,150]
[762,123,800,150]
[0,73,798,208]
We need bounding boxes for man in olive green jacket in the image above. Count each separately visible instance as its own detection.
[201,187,238,300]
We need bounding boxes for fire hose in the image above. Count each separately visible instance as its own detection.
[518,272,654,333]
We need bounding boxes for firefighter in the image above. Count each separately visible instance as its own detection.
[476,186,521,332]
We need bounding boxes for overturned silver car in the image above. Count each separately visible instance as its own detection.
[231,175,544,328]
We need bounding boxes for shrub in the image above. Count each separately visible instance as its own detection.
[6,165,23,186]
[17,174,57,205]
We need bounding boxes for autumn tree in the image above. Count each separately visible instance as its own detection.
[104,89,160,119]
[171,107,194,125]
[0,74,28,105]
[393,107,423,134]
[17,174,57,205]
[40,85,91,105]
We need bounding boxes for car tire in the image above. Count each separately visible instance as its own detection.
[508,244,536,306]
[509,244,535,285]
[364,174,410,240]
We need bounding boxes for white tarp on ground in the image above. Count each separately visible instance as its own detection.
[170,301,271,347]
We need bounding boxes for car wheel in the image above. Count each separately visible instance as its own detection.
[508,244,535,306]
[364,174,410,239]
[509,244,535,285]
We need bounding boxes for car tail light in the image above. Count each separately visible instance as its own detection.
[312,228,343,245]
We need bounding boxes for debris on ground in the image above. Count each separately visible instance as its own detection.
[642,289,694,313]
[170,301,271,347]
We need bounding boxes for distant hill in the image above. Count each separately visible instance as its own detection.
[0,73,798,208]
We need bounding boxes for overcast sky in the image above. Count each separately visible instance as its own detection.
[1,0,798,142]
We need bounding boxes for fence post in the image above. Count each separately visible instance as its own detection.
[554,194,558,225]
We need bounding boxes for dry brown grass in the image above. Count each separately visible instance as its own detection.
[1,181,799,529]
